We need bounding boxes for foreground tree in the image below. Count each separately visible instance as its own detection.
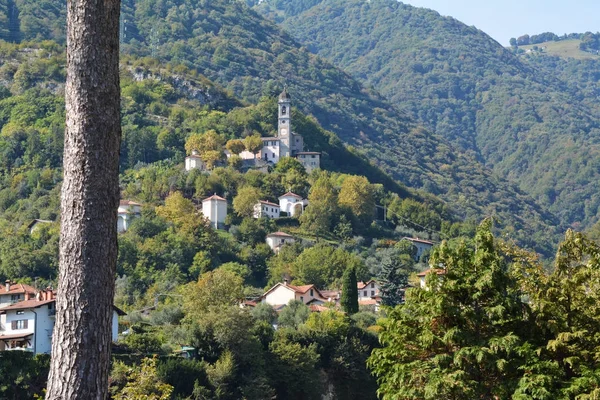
[45,0,121,397]
[341,266,358,314]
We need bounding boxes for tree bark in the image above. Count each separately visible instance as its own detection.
[45,0,121,398]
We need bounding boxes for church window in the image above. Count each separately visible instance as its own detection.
[282,106,287,115]
[281,120,286,124]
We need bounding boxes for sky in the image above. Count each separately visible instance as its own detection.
[401,0,599,45]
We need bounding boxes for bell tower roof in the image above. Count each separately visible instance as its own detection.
[279,87,291,102]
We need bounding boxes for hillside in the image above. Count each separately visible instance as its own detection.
[516,39,599,60]
[252,0,600,232]
[0,0,563,253]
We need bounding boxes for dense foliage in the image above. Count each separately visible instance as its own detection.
[254,0,600,237]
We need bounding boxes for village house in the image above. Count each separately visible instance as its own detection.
[357,280,380,301]
[27,219,54,235]
[0,281,38,331]
[403,237,434,261]
[266,231,295,252]
[202,194,227,229]
[254,200,281,219]
[118,200,142,233]
[261,281,327,306]
[278,192,308,217]
[0,288,125,353]
[184,150,206,172]
[417,268,446,288]
[296,152,321,174]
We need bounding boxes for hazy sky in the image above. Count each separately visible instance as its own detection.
[401,0,599,45]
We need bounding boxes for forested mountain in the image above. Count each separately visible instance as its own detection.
[0,0,562,253]
[252,0,600,231]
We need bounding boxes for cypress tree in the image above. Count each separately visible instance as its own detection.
[378,257,408,306]
[341,266,359,314]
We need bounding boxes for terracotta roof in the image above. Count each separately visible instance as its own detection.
[320,290,340,299]
[258,200,280,207]
[0,283,37,296]
[358,299,378,306]
[416,268,446,277]
[186,154,203,159]
[288,284,314,294]
[0,298,55,313]
[261,137,280,141]
[203,194,226,202]
[309,304,330,312]
[260,282,325,301]
[403,237,434,246]
[357,280,376,290]
[278,192,303,199]
[267,231,293,238]
[119,200,142,206]
[0,332,33,341]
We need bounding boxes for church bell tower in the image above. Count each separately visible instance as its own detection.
[278,88,291,157]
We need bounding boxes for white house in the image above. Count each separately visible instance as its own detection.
[0,281,37,336]
[261,282,326,306]
[260,138,280,163]
[296,152,320,174]
[202,194,227,229]
[0,289,125,354]
[185,150,206,172]
[254,201,280,219]
[118,200,142,233]
[417,268,446,289]
[403,237,434,261]
[266,231,295,252]
[357,280,380,301]
[278,192,307,217]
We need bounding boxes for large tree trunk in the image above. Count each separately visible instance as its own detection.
[45,0,121,398]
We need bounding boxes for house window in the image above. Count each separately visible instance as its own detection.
[12,320,28,330]
[311,155,316,158]
[296,138,299,143]
[364,291,367,297]
[11,294,20,302]
[371,291,375,296]
[371,283,375,288]
[16,310,24,315]
[310,289,314,296]
[300,296,304,302]
[280,239,284,244]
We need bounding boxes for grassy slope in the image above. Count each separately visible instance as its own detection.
[516,39,600,60]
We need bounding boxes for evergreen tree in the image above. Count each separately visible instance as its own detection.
[377,256,408,306]
[341,266,358,314]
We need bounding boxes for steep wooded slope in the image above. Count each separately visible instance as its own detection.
[253,0,600,230]
[0,0,561,252]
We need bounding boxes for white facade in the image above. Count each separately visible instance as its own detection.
[358,280,380,301]
[296,152,320,174]
[117,200,142,233]
[185,153,205,171]
[403,237,434,261]
[266,232,295,252]
[261,283,324,306]
[278,192,307,217]
[0,293,122,354]
[260,139,280,163]
[202,194,228,229]
[254,201,280,219]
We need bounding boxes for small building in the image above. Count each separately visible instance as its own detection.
[296,152,320,174]
[27,219,53,235]
[266,231,295,252]
[0,289,125,354]
[403,237,434,261]
[261,282,326,306]
[185,150,206,172]
[278,192,307,217]
[357,280,380,301]
[0,281,37,309]
[202,194,227,229]
[260,138,280,163]
[254,201,280,219]
[417,268,446,288]
[118,200,142,233]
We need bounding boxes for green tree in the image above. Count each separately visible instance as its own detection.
[368,219,532,399]
[278,300,310,329]
[340,266,358,314]
[338,175,375,229]
[377,256,409,306]
[115,357,174,400]
[233,186,262,218]
[243,134,263,159]
[300,172,338,235]
[225,139,245,155]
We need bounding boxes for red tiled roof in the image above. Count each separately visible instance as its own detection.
[403,237,434,245]
[0,332,33,341]
[203,194,226,202]
[186,154,203,159]
[357,280,376,290]
[358,299,378,306]
[267,231,293,238]
[278,192,302,199]
[258,200,280,207]
[261,137,280,141]
[416,268,446,277]
[320,290,340,299]
[0,283,37,296]
[0,298,55,313]
[120,200,142,206]
[309,304,330,312]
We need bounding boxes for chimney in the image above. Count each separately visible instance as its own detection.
[5,280,10,292]
[25,292,31,301]
[283,278,288,286]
